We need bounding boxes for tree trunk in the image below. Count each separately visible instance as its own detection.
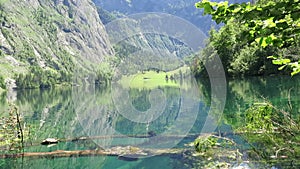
[0,147,183,159]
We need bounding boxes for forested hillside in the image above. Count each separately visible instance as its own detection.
[0,0,114,89]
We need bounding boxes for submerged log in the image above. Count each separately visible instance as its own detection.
[0,149,114,159]
[0,146,183,159]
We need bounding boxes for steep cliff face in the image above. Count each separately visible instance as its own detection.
[0,0,114,88]
[53,0,114,62]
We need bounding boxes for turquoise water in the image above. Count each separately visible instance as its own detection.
[1,75,300,168]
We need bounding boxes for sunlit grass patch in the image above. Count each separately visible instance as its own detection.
[119,66,190,89]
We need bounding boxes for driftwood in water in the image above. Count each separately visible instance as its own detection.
[0,146,183,159]
[0,149,115,159]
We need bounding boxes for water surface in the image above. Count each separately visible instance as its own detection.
[1,75,299,168]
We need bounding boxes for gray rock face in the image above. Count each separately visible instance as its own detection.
[0,0,114,77]
[54,0,114,63]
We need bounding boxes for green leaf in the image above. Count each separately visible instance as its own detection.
[260,38,268,48]
[217,5,226,14]
[282,59,291,64]
[256,7,262,11]
[218,1,228,7]
[255,37,262,44]
[195,2,202,8]
[267,55,277,59]
[272,59,290,65]
[249,30,255,37]
[265,36,273,44]
[291,62,300,76]
[228,4,240,12]
[272,60,282,65]
[278,65,286,70]
[203,3,214,14]
[263,17,276,28]
[291,68,300,76]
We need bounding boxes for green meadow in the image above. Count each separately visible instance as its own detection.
[119,66,190,89]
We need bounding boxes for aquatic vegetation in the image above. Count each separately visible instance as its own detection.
[0,104,25,153]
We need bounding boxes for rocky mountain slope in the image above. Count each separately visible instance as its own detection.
[0,0,114,89]
[94,0,214,34]
[0,0,250,89]
[94,0,249,34]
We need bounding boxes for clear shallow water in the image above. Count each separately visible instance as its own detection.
[1,75,300,168]
[1,155,192,169]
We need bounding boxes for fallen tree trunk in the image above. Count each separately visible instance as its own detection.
[0,146,183,159]
[0,149,115,159]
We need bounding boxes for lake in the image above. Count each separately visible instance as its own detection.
[0,75,300,168]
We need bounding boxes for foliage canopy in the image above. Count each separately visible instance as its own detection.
[195,0,300,75]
